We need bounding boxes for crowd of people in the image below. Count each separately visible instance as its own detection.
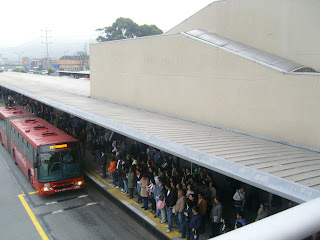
[86,128,271,239]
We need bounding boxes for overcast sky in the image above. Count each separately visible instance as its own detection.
[0,0,213,48]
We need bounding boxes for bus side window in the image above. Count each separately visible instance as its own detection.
[3,118,6,132]
[11,127,16,146]
[33,150,38,167]
[17,132,22,150]
[27,143,33,164]
[0,117,5,131]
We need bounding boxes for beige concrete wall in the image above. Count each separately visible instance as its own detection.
[167,0,320,72]
[91,34,320,149]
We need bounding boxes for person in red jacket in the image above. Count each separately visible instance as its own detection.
[108,157,117,186]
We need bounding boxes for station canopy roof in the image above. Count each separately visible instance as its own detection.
[0,72,320,203]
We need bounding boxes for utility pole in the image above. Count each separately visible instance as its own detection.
[14,52,24,65]
[41,27,52,70]
[64,50,69,70]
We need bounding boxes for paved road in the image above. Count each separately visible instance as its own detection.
[0,144,159,240]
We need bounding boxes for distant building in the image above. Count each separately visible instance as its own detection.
[57,55,89,71]
[24,58,43,71]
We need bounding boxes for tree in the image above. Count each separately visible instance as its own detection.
[47,69,54,75]
[96,17,163,42]
[74,51,89,71]
[140,24,163,37]
[12,68,26,73]
[82,42,90,70]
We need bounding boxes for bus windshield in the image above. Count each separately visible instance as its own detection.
[38,147,81,182]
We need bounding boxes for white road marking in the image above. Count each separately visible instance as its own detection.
[85,202,98,206]
[78,194,88,199]
[46,201,58,205]
[51,210,64,215]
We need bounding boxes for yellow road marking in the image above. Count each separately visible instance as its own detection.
[86,168,180,238]
[18,194,49,240]
[28,191,39,195]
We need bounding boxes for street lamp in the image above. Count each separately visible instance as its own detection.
[14,52,24,65]
[64,50,69,70]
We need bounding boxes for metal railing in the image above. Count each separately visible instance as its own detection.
[213,197,320,240]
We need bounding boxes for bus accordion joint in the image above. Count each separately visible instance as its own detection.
[41,132,57,137]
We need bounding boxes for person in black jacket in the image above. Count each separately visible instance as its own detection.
[100,150,107,178]
[130,140,140,159]
[190,206,202,240]
[165,183,177,233]
[93,138,101,162]
[182,199,193,240]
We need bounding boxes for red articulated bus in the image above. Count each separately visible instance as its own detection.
[0,106,34,149]
[0,107,84,195]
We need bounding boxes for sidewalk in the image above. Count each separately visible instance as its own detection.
[83,152,212,240]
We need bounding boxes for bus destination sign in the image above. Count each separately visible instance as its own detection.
[49,144,68,149]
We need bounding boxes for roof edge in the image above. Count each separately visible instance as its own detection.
[90,32,179,46]
[165,0,225,34]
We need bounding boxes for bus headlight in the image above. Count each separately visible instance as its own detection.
[75,181,84,186]
[43,187,53,191]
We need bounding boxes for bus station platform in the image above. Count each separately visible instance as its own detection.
[83,151,211,239]
[83,153,201,240]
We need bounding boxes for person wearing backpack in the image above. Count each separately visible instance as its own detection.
[154,177,165,220]
[158,189,167,224]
